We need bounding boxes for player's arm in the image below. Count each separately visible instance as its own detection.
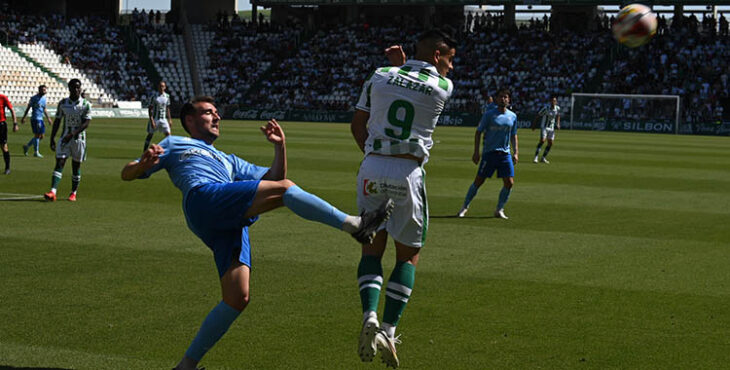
[351,109,370,153]
[20,104,30,124]
[122,144,164,181]
[166,106,172,127]
[10,105,18,132]
[472,129,482,164]
[511,134,519,164]
[260,119,286,181]
[44,110,52,124]
[49,115,61,150]
[556,113,561,130]
[148,105,156,129]
[384,45,406,67]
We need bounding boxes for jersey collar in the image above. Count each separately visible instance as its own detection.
[404,59,439,75]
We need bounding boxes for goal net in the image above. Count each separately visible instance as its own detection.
[570,93,681,134]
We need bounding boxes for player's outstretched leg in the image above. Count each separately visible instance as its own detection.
[248,180,394,244]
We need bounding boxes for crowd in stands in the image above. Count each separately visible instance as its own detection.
[2,8,729,124]
[2,11,151,104]
[202,15,301,106]
[601,13,730,124]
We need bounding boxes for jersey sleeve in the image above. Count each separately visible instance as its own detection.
[230,155,269,181]
[82,100,92,121]
[537,106,547,116]
[511,114,519,137]
[5,96,13,110]
[355,70,377,112]
[137,137,171,179]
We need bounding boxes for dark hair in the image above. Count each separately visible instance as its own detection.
[179,95,216,134]
[417,28,458,52]
[39,84,47,89]
[496,87,511,98]
[68,78,81,88]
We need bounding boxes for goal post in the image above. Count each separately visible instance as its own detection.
[570,93,681,134]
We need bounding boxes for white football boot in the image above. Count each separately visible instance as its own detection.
[358,314,379,362]
[457,207,468,218]
[494,208,509,219]
[374,329,400,368]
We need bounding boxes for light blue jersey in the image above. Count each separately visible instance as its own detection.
[477,107,518,153]
[29,94,47,121]
[139,135,269,200]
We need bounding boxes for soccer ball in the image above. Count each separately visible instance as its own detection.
[612,3,658,48]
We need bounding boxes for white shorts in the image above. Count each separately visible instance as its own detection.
[541,128,556,141]
[357,155,427,248]
[147,119,171,134]
[56,138,86,162]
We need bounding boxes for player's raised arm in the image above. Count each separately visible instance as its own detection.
[121,144,164,181]
[260,118,287,181]
[384,45,406,67]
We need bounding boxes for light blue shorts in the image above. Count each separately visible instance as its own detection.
[477,151,514,178]
[184,180,261,278]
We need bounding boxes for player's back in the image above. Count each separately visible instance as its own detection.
[358,59,453,160]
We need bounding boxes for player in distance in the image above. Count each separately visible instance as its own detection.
[121,96,393,370]
[457,88,519,219]
[143,81,173,152]
[531,95,561,164]
[351,29,456,369]
[44,79,91,201]
[21,85,53,158]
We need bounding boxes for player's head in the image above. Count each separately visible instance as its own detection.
[180,96,220,144]
[38,85,47,95]
[550,95,558,106]
[495,88,511,108]
[158,81,167,93]
[414,29,457,77]
[68,79,82,99]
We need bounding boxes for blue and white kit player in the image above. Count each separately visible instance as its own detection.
[20,85,52,157]
[457,88,519,219]
[122,96,393,370]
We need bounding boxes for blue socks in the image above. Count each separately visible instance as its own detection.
[463,183,479,209]
[282,185,347,229]
[185,301,241,361]
[497,187,512,210]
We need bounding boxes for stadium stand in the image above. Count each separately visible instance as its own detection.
[0,43,67,105]
[133,21,194,103]
[191,24,216,97]
[3,12,151,106]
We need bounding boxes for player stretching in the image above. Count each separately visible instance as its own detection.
[44,79,92,202]
[531,95,560,163]
[351,29,456,368]
[21,85,53,158]
[457,88,519,219]
[0,92,18,174]
[143,81,172,152]
[121,96,393,370]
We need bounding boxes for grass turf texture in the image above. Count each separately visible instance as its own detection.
[1,118,729,369]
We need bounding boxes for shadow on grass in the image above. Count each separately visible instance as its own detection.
[0,367,72,370]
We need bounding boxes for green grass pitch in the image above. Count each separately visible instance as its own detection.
[1,118,729,369]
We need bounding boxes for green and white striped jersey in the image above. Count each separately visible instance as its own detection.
[149,92,170,121]
[356,60,453,161]
[56,97,92,140]
[537,104,560,130]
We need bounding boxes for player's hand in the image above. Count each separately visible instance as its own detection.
[513,153,519,164]
[62,133,72,144]
[21,118,25,124]
[260,119,285,146]
[139,144,164,169]
[385,45,406,67]
[150,120,156,130]
[12,122,19,132]
[50,139,56,151]
[472,152,480,165]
